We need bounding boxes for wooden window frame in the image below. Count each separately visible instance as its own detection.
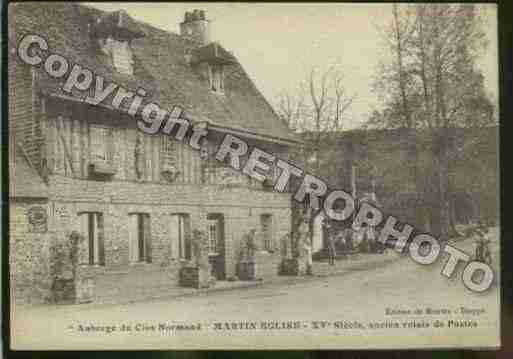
[207,220,219,256]
[89,124,114,163]
[208,63,225,94]
[128,212,152,263]
[78,212,105,266]
[172,213,191,260]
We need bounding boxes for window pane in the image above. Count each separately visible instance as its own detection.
[128,214,139,262]
[144,214,151,263]
[78,214,89,265]
[208,221,218,255]
[90,126,111,162]
[88,213,95,264]
[179,216,185,258]
[111,39,134,75]
[78,212,104,265]
[138,214,145,262]
[93,213,100,264]
[169,215,180,259]
[171,214,190,260]
[95,213,104,265]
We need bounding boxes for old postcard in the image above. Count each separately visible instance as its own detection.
[8,1,500,350]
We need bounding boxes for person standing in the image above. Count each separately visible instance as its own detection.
[298,217,312,275]
[323,219,336,265]
[244,229,257,260]
[366,225,376,253]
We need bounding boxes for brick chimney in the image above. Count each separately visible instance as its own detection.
[180,9,210,45]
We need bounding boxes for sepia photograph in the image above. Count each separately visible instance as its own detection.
[7,1,500,350]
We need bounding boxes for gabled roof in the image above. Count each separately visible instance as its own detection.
[9,2,301,145]
[9,145,48,199]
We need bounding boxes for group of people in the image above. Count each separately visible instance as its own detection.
[278,213,385,274]
[322,218,385,266]
[279,215,315,275]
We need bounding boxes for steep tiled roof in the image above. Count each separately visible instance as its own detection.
[192,42,237,65]
[9,2,300,145]
[90,9,147,39]
[9,146,48,199]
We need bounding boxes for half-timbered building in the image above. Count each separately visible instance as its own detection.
[9,3,300,304]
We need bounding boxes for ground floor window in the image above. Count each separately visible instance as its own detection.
[206,213,226,280]
[78,212,105,265]
[128,213,151,263]
[169,213,191,260]
[207,220,219,255]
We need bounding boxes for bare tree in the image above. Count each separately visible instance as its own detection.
[276,86,307,132]
[276,66,355,172]
[331,72,354,132]
[370,4,495,237]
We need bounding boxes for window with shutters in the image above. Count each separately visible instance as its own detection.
[78,212,105,266]
[168,213,191,260]
[260,214,273,252]
[128,213,151,263]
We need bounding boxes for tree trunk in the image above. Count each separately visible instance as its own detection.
[433,137,458,241]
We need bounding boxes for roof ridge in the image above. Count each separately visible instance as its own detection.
[77,3,201,45]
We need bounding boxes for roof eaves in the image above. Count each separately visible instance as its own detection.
[208,123,303,147]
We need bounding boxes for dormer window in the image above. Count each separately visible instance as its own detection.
[91,9,145,76]
[189,42,236,94]
[102,37,134,75]
[209,64,224,93]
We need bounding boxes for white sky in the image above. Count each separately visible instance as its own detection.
[85,2,498,129]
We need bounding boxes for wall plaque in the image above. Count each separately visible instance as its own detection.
[27,205,47,233]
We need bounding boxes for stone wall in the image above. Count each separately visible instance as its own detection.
[10,200,54,305]
[34,175,292,303]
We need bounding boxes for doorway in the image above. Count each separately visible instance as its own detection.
[206,213,226,280]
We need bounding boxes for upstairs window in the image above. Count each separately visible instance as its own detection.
[100,37,134,75]
[90,125,114,163]
[111,39,134,75]
[160,137,180,182]
[209,64,224,93]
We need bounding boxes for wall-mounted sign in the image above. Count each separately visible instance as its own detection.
[27,206,47,233]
